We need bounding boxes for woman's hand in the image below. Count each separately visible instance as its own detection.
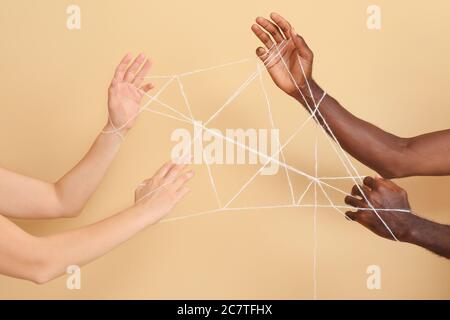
[251,13,314,98]
[134,161,195,224]
[0,161,195,284]
[106,53,154,135]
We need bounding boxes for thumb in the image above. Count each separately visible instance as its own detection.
[255,46,268,62]
[289,28,313,60]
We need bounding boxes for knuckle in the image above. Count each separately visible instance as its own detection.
[169,192,178,201]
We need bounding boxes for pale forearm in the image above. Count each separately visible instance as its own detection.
[54,123,123,216]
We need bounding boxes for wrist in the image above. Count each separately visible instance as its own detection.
[292,79,325,109]
[398,213,421,243]
[132,202,162,226]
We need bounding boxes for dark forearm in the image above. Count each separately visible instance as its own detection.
[403,214,450,259]
[293,80,409,178]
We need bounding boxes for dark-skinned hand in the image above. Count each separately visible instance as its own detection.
[345,176,414,241]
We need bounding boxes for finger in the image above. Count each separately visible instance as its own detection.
[175,186,190,201]
[140,83,154,93]
[270,12,291,39]
[173,170,195,190]
[345,195,366,209]
[351,184,371,198]
[113,53,133,83]
[135,184,147,201]
[124,53,147,83]
[133,58,153,87]
[256,17,285,43]
[138,178,151,188]
[345,211,374,230]
[346,210,380,236]
[345,211,358,221]
[135,184,145,195]
[363,176,377,190]
[289,28,313,60]
[155,162,175,179]
[251,24,274,49]
[255,47,269,62]
[375,176,401,191]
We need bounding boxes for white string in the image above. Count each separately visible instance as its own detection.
[297,180,314,205]
[160,204,410,224]
[144,87,366,221]
[144,58,252,79]
[176,76,222,208]
[108,117,125,141]
[293,53,399,239]
[103,47,411,243]
[91,41,414,300]
[140,78,347,203]
[318,176,366,180]
[313,127,318,300]
[257,62,296,205]
[135,181,172,204]
[130,57,410,218]
[222,90,328,208]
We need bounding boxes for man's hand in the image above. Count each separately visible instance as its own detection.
[344,176,414,241]
[251,13,314,98]
[107,53,154,135]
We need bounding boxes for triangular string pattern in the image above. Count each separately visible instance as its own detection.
[103,38,412,298]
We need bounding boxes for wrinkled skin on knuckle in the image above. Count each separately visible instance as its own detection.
[377,186,410,210]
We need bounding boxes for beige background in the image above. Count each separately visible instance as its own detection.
[0,0,449,299]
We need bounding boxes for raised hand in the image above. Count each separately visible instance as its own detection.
[344,176,413,241]
[251,13,314,98]
[134,161,195,224]
[107,53,154,135]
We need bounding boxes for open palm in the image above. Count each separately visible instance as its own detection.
[107,53,153,133]
[252,13,314,97]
